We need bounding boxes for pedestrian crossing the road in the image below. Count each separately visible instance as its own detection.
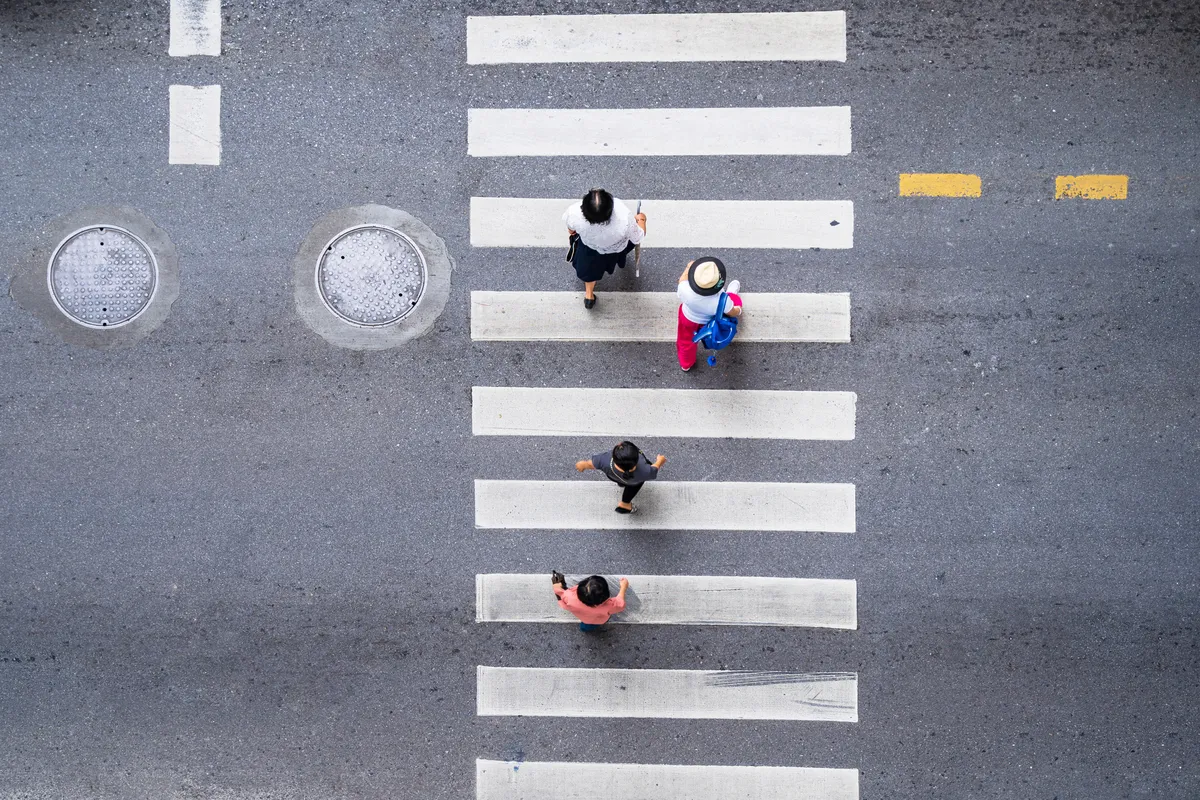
[477,760,860,800]
[467,11,847,64]
[470,291,851,342]
[476,574,857,628]
[470,198,853,249]
[478,667,859,721]
[473,387,856,440]
[475,480,856,532]
[466,8,860,797]
[468,107,852,158]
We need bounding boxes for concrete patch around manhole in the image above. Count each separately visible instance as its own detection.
[294,204,453,350]
[9,206,181,348]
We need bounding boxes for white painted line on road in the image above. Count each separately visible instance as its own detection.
[470,198,853,249]
[467,12,846,64]
[168,85,221,165]
[471,291,852,342]
[169,0,221,57]
[476,574,858,628]
[474,480,856,532]
[477,760,860,800]
[468,107,852,157]
[473,387,856,440]
[477,666,858,721]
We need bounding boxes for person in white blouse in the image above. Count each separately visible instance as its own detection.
[676,257,742,371]
[563,189,647,309]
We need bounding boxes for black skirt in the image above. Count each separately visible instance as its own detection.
[570,236,636,283]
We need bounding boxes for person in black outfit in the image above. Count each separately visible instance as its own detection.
[575,440,667,514]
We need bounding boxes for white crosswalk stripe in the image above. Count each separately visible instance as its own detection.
[475,480,855,532]
[478,666,858,721]
[168,85,221,165]
[473,387,856,440]
[470,198,853,249]
[466,11,847,64]
[470,291,851,342]
[169,0,221,56]
[468,107,852,157]
[476,760,860,800]
[476,574,857,628]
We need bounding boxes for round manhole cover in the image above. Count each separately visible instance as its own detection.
[48,226,158,328]
[317,225,427,326]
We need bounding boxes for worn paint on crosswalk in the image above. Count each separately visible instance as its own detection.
[169,0,221,56]
[472,387,856,440]
[474,480,856,532]
[471,291,851,342]
[467,11,846,64]
[470,198,854,249]
[476,760,860,800]
[467,107,852,157]
[1055,174,1128,199]
[478,666,858,720]
[476,574,857,628]
[898,173,982,197]
[169,85,221,165]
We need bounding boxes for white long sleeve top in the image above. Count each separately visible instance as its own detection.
[562,198,645,254]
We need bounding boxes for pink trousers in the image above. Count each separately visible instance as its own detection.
[676,293,742,369]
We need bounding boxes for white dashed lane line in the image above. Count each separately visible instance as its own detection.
[169,0,221,56]
[168,85,221,165]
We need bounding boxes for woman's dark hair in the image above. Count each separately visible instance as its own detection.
[576,575,612,607]
[612,440,640,471]
[581,189,614,224]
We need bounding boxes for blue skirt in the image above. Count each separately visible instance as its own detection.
[570,236,636,283]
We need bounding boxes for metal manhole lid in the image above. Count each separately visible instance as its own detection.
[48,226,158,328]
[317,225,427,326]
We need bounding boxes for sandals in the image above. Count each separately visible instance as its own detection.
[615,505,635,514]
[584,296,597,309]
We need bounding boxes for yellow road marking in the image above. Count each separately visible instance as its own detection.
[1055,175,1128,199]
[898,173,982,198]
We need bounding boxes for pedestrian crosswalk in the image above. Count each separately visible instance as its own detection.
[470,198,854,249]
[473,387,856,440]
[478,667,858,721]
[476,574,857,628]
[467,11,847,64]
[468,107,852,157]
[470,291,852,342]
[466,8,860,797]
[475,480,856,532]
[477,760,860,800]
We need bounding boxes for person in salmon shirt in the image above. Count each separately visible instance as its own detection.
[551,572,629,632]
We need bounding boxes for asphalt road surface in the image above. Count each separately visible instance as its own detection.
[1,1,1197,798]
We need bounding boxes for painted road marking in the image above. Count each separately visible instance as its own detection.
[466,11,846,64]
[476,574,857,628]
[1055,174,1128,199]
[477,760,860,800]
[471,291,851,342]
[470,198,853,249]
[473,387,856,440]
[169,85,221,165]
[477,666,858,721]
[468,107,852,157]
[169,0,221,56]
[475,480,856,532]
[898,173,981,197]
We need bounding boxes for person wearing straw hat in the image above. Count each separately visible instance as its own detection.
[676,256,743,371]
[563,188,647,309]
